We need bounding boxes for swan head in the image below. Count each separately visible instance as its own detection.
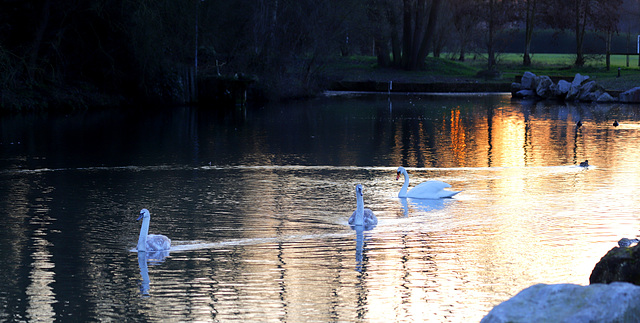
[137,209,150,221]
[355,184,364,197]
[396,166,406,180]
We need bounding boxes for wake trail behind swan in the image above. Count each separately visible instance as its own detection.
[131,231,355,253]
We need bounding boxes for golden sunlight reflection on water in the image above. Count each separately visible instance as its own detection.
[138,161,640,322]
[4,97,640,322]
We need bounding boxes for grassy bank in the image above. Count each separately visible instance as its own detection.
[323,54,640,92]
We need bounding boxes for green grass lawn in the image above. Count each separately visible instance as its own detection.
[325,53,640,91]
[491,53,640,67]
[472,53,640,90]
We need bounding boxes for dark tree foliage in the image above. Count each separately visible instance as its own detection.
[0,0,362,107]
[0,0,194,107]
[541,0,623,66]
[477,0,519,70]
[448,0,482,62]
[515,0,555,66]
[0,0,629,109]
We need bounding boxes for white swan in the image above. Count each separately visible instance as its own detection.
[136,209,171,252]
[348,184,378,229]
[396,166,460,199]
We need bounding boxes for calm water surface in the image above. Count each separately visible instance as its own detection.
[2,93,640,322]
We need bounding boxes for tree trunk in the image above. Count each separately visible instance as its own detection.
[415,0,442,68]
[523,0,536,66]
[574,0,587,67]
[605,29,611,70]
[391,31,402,66]
[28,0,52,80]
[388,4,402,67]
[487,0,496,70]
[626,29,630,67]
[408,0,427,69]
[401,0,414,69]
[375,39,391,67]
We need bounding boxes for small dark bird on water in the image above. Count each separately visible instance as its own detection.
[579,160,589,167]
[613,120,619,127]
[618,238,640,248]
[576,120,582,128]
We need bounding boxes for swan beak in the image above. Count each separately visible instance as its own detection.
[396,172,401,180]
[136,214,143,221]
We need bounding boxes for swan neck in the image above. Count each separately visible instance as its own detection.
[399,171,409,197]
[137,217,150,251]
[355,192,365,225]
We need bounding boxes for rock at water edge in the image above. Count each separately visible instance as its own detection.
[481,282,640,323]
[521,71,536,90]
[619,87,640,103]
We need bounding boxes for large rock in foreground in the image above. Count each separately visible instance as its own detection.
[590,243,640,285]
[481,282,640,323]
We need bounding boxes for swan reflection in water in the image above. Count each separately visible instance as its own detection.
[354,226,370,273]
[137,250,170,296]
[399,197,446,217]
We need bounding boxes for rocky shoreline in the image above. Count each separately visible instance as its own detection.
[512,71,640,103]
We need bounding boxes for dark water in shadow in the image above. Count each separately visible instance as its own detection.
[2,93,640,322]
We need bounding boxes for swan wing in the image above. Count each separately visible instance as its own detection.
[147,234,171,251]
[364,209,378,226]
[408,180,460,199]
[348,211,357,225]
[349,209,378,229]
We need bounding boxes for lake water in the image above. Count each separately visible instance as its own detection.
[2,93,640,322]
